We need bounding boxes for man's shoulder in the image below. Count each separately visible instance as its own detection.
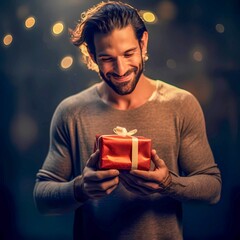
[157,80,194,102]
[156,80,202,117]
[56,83,99,115]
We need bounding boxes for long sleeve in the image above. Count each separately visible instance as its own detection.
[33,81,221,239]
[34,81,222,217]
[34,173,81,215]
[33,102,83,215]
[165,93,221,203]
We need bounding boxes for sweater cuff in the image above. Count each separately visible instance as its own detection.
[73,176,89,203]
[161,171,189,199]
[158,172,173,192]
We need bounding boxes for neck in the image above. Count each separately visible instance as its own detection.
[97,75,156,110]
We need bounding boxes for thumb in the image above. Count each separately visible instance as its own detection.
[86,150,100,168]
[151,149,166,169]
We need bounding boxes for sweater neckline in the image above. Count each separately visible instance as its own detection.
[94,80,162,113]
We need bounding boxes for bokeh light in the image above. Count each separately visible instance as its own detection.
[0,1,239,240]
[17,5,30,19]
[193,50,203,62]
[61,55,73,70]
[10,114,38,151]
[142,11,157,23]
[181,75,213,105]
[216,23,225,33]
[25,16,36,29]
[3,34,13,46]
[157,0,177,21]
[52,21,64,36]
[166,59,177,69]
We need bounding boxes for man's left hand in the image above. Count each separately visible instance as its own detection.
[120,149,172,195]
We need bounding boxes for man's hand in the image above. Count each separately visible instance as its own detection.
[120,149,172,195]
[74,150,120,201]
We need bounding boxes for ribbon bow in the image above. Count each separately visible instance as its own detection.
[113,126,138,170]
[113,126,137,137]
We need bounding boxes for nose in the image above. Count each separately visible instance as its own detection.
[113,57,127,76]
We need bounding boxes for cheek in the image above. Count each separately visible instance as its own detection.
[98,62,112,74]
[131,54,143,65]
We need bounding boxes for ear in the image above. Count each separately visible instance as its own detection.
[140,31,148,54]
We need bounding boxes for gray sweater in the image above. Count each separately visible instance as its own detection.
[34,80,221,240]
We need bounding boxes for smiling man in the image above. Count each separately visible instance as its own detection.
[95,25,146,97]
[34,2,221,240]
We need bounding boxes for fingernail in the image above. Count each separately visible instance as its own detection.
[152,149,156,154]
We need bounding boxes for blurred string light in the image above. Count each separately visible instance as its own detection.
[140,10,157,23]
[3,34,13,46]
[61,55,73,70]
[157,0,177,22]
[10,113,38,151]
[193,50,203,62]
[190,45,206,62]
[181,75,213,105]
[52,21,64,36]
[166,59,176,69]
[25,16,36,29]
[17,5,30,19]
[216,23,225,33]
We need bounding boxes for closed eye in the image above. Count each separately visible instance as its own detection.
[124,52,134,58]
[99,57,114,62]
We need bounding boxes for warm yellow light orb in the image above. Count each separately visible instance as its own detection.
[193,51,203,62]
[3,34,13,46]
[25,16,36,29]
[216,23,225,33]
[52,22,64,35]
[61,56,73,69]
[143,11,156,23]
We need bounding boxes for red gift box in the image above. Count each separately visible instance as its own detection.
[95,127,151,170]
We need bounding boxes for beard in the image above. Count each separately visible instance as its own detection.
[98,60,144,96]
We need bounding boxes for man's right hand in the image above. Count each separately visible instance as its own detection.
[74,150,120,201]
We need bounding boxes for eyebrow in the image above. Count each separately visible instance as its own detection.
[98,47,138,57]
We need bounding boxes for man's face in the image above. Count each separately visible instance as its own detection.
[93,25,147,95]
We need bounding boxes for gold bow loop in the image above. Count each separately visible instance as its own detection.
[113,126,137,137]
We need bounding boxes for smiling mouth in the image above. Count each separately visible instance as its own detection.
[111,74,132,82]
[108,69,135,82]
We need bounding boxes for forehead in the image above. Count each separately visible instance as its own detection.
[93,25,139,55]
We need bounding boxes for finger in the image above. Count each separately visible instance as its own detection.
[85,169,119,182]
[106,184,118,195]
[151,149,166,169]
[85,176,119,192]
[130,169,154,181]
[85,178,119,198]
[120,174,150,195]
[139,181,161,191]
[120,172,138,183]
[86,150,100,168]
[131,168,169,185]
[88,191,108,199]
[89,184,118,198]
[122,172,156,190]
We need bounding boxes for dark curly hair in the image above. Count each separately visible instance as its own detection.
[69,1,147,72]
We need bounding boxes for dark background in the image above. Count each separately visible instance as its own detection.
[1,0,240,239]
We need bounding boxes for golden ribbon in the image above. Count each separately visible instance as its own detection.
[113,126,138,170]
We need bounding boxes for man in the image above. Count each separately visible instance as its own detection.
[34,2,221,239]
